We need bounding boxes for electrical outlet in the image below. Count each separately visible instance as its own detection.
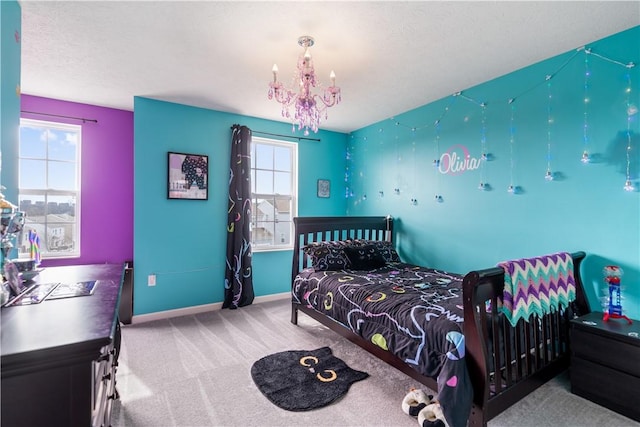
[148,274,156,286]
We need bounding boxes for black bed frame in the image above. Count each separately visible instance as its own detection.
[290,216,590,427]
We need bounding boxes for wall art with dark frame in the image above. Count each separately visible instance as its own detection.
[167,152,209,200]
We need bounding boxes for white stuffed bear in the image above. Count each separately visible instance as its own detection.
[401,388,434,417]
[417,402,449,427]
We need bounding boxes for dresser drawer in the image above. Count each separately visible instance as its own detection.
[571,357,640,421]
[571,328,640,377]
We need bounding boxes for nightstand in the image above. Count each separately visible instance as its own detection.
[570,312,640,422]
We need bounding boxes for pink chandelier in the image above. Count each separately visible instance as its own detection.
[268,36,341,136]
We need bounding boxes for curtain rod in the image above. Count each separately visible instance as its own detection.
[250,129,320,142]
[21,110,98,124]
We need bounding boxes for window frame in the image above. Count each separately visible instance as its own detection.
[18,118,81,259]
[250,136,298,252]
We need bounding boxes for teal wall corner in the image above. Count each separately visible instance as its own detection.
[0,0,21,199]
[133,97,348,315]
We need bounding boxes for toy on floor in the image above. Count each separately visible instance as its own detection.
[402,388,434,417]
[417,401,449,427]
[602,265,632,324]
[402,388,449,427]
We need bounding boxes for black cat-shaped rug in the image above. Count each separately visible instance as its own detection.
[251,346,369,411]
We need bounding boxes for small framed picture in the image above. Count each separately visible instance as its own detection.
[317,179,330,198]
[168,152,209,200]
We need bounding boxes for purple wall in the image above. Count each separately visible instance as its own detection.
[20,95,133,266]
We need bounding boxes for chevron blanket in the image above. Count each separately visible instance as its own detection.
[498,252,576,327]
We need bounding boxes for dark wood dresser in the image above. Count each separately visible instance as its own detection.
[1,264,124,427]
[570,311,640,422]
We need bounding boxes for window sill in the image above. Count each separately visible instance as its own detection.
[252,246,293,253]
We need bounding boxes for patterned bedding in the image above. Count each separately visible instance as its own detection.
[292,262,473,427]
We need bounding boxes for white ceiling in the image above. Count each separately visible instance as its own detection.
[18,1,640,134]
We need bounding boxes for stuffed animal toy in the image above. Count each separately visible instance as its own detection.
[402,388,434,417]
[417,401,449,427]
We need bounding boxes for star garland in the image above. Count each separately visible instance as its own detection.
[624,71,636,192]
[346,45,636,195]
[508,98,518,194]
[478,102,490,191]
[545,75,555,182]
[581,48,592,164]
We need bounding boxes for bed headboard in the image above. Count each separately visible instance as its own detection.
[291,216,394,284]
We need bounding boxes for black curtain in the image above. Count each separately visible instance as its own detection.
[223,124,254,309]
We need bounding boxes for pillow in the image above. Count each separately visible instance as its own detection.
[343,244,387,270]
[348,239,401,263]
[302,241,351,271]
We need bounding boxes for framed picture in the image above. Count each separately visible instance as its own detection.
[167,152,209,200]
[317,179,330,198]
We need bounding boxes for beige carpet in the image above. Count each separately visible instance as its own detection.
[111,298,639,427]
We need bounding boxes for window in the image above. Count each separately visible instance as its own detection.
[250,137,297,251]
[18,119,81,258]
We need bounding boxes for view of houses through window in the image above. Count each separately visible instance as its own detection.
[250,137,297,250]
[18,119,80,258]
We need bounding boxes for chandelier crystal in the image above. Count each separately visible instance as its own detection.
[268,36,341,136]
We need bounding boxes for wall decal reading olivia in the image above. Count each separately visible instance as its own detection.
[437,144,483,175]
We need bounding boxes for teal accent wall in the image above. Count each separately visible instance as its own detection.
[348,27,640,319]
[133,97,347,315]
[0,0,21,197]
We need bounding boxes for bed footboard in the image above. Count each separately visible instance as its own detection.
[462,251,589,426]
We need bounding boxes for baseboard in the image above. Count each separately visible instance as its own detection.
[129,292,290,324]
